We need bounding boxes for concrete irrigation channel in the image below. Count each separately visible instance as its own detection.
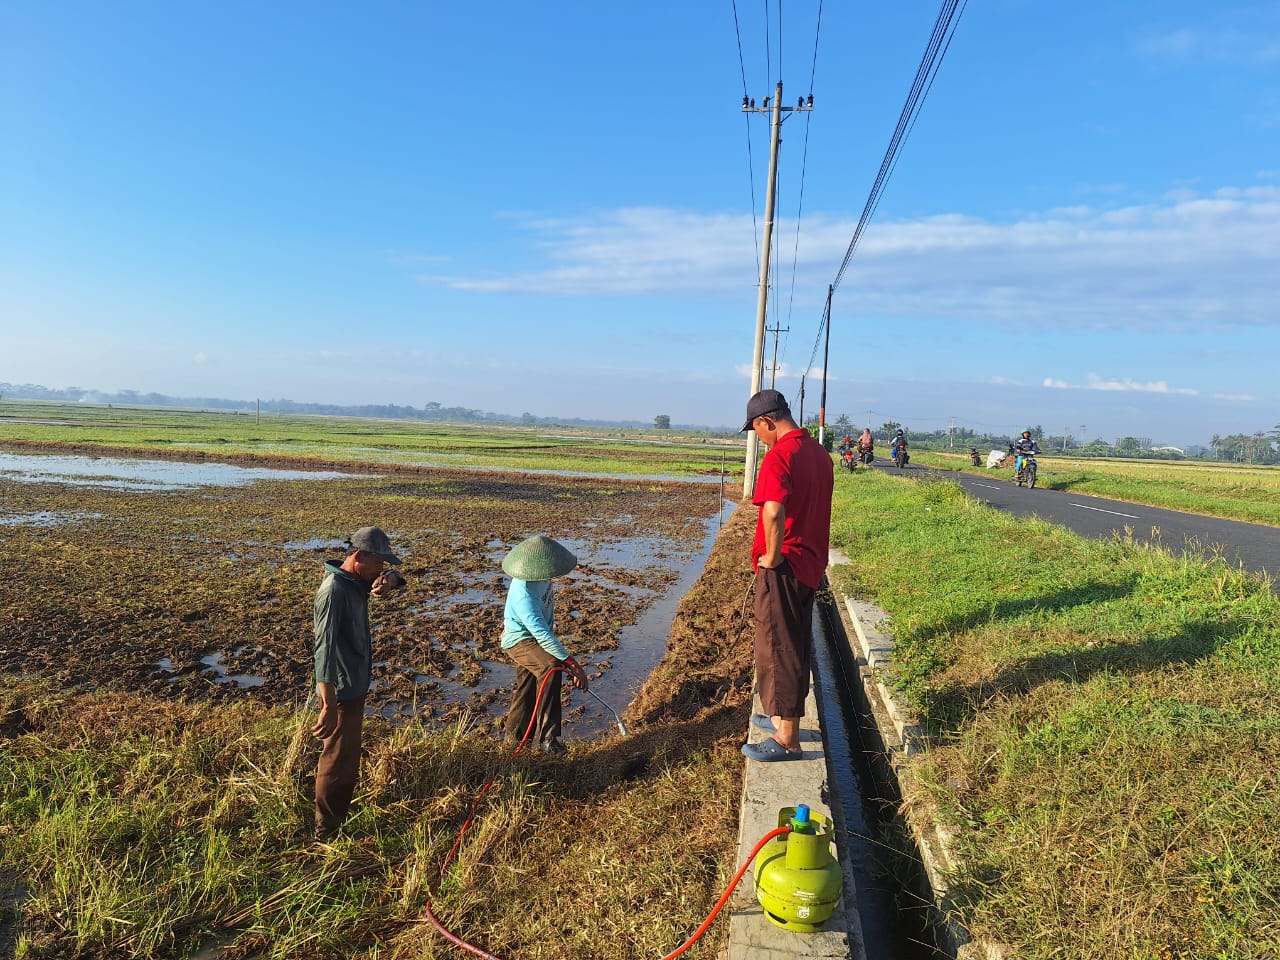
[810,586,949,960]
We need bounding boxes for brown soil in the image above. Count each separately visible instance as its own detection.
[627,502,756,725]
[0,457,727,728]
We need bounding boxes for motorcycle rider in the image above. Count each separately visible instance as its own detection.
[1012,430,1040,480]
[889,428,907,462]
[969,446,981,466]
[858,427,874,459]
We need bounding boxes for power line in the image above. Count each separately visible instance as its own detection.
[731,0,762,274]
[782,0,823,376]
[803,0,967,380]
[831,0,968,295]
[763,0,771,87]
[735,1,823,393]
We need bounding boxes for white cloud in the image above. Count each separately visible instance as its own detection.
[1137,22,1280,64]
[420,186,1280,332]
[425,208,758,296]
[1211,391,1256,402]
[735,362,834,382]
[1044,373,1199,395]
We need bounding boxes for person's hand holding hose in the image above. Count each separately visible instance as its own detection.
[562,655,589,691]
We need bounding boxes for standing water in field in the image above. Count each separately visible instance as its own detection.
[0,452,364,491]
[0,455,728,744]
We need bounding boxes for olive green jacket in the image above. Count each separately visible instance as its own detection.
[313,561,373,701]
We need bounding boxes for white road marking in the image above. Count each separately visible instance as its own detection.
[973,483,1003,491]
[1069,502,1141,519]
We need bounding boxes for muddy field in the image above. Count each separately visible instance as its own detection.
[0,451,723,732]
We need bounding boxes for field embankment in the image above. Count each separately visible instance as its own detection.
[829,469,1280,958]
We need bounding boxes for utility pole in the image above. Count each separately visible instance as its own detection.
[818,285,832,447]
[1063,426,1070,453]
[949,416,957,449]
[742,82,814,500]
[766,322,790,389]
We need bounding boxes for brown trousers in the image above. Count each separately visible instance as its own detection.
[753,561,815,718]
[503,640,563,748]
[314,695,365,836]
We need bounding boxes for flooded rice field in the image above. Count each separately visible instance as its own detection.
[0,451,362,490]
[0,450,725,738]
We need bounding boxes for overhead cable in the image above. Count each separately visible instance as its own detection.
[831,0,968,294]
[782,0,823,372]
[732,0,762,272]
[803,0,967,378]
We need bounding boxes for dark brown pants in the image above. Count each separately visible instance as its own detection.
[504,640,563,748]
[315,695,365,837]
[753,561,815,718]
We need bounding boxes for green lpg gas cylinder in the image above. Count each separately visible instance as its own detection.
[753,804,843,932]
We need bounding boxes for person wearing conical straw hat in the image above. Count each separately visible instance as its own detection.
[499,534,588,756]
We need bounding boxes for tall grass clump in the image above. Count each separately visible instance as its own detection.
[828,469,1280,958]
[0,680,745,960]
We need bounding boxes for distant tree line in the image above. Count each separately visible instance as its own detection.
[0,382,711,432]
[7,382,1276,455]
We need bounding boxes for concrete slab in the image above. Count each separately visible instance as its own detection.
[726,685,859,960]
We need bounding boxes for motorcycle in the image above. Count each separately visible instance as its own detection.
[969,448,981,466]
[1014,453,1038,488]
[860,446,875,466]
[892,443,909,469]
[840,447,857,473]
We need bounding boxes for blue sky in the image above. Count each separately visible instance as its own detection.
[2,1,1277,446]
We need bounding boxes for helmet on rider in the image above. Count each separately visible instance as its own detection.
[1021,430,1032,439]
[895,429,904,437]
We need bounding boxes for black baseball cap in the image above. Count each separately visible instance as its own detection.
[740,389,791,432]
[348,526,401,565]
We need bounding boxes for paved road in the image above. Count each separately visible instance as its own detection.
[868,459,1280,586]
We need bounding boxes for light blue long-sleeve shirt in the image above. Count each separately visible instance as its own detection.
[500,578,570,660]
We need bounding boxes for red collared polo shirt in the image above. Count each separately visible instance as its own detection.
[751,428,834,590]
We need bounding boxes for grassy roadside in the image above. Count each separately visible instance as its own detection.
[0,509,759,960]
[0,401,742,479]
[912,449,1280,527]
[828,469,1280,958]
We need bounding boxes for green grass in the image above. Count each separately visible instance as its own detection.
[914,449,1280,527]
[0,686,745,960]
[0,400,742,479]
[828,469,1280,958]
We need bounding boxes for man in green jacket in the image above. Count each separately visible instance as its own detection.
[312,526,403,839]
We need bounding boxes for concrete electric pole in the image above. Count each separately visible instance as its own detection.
[742,82,813,499]
[766,322,789,390]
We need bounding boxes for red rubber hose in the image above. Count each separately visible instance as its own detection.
[425,667,785,959]
[658,825,792,960]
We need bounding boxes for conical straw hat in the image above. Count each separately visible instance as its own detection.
[502,535,577,581]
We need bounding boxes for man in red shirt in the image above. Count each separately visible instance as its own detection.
[740,389,834,762]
